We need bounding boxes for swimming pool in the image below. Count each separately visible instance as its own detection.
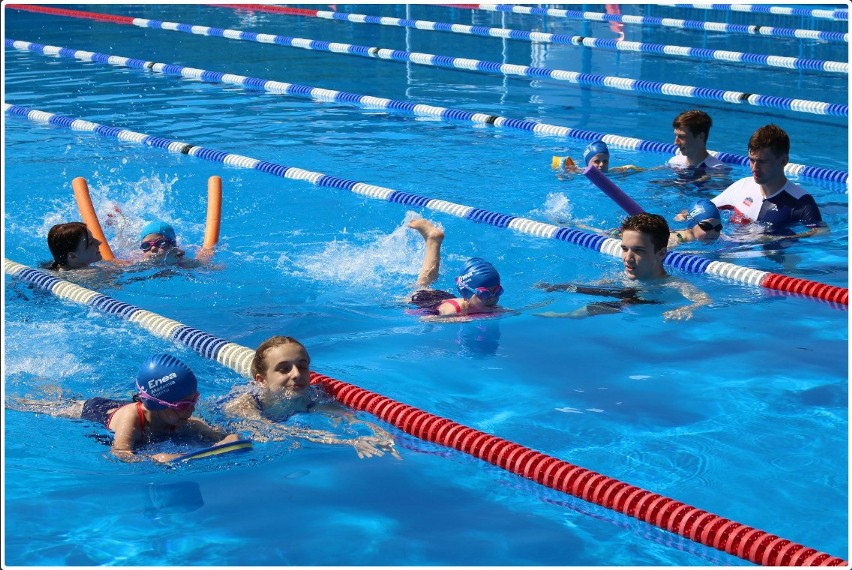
[3,3,848,565]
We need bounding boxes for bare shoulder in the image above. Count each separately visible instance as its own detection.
[222,391,262,420]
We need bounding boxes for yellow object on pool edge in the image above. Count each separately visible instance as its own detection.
[551,155,576,170]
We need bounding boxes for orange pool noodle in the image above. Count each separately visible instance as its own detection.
[72,176,115,261]
[199,175,222,257]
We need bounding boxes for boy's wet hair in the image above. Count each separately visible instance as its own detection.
[621,213,670,252]
[748,124,790,158]
[672,109,712,142]
[251,336,309,378]
[47,222,89,269]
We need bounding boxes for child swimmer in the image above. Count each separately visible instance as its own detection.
[407,218,505,320]
[9,353,240,463]
[553,140,644,177]
[222,336,401,460]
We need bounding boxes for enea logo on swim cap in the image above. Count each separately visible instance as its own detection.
[148,372,178,392]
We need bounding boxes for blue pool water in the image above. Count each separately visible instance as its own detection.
[3,3,848,566]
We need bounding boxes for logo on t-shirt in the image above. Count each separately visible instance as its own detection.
[742,197,753,207]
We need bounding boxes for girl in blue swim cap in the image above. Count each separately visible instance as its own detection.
[553,140,643,177]
[407,218,504,319]
[221,336,400,459]
[9,353,239,463]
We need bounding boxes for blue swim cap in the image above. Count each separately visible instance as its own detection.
[140,221,176,242]
[135,354,197,410]
[685,199,721,228]
[583,141,609,165]
[456,258,501,300]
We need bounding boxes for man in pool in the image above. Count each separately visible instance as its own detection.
[536,213,710,320]
[706,124,827,239]
[662,110,731,187]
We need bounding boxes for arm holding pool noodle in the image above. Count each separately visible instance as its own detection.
[583,166,645,215]
[196,175,222,261]
[72,176,116,261]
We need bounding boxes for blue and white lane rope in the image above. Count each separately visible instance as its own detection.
[18,6,847,118]
[3,259,257,377]
[672,4,848,21]
[215,4,847,74]
[2,103,820,295]
[451,4,849,43]
[7,39,846,186]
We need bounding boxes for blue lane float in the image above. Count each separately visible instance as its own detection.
[6,39,847,186]
[460,4,848,43]
[2,259,256,374]
[216,4,847,74]
[7,5,847,118]
[672,3,848,20]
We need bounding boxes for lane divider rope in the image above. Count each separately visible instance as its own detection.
[7,38,846,186]
[4,103,848,307]
[212,4,847,74]
[443,4,848,43]
[7,5,847,118]
[3,257,847,567]
[671,4,848,21]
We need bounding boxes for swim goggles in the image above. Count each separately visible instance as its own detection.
[697,221,723,232]
[457,279,504,302]
[138,390,200,412]
[140,238,176,252]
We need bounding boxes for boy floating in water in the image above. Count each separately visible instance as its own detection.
[537,213,710,320]
[407,218,504,320]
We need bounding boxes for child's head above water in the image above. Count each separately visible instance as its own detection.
[135,353,199,411]
[583,140,610,171]
[140,221,177,258]
[47,222,102,270]
[251,336,311,395]
[455,258,503,306]
[684,199,723,242]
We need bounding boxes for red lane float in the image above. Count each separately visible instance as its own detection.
[8,4,136,24]
[762,273,849,305]
[310,371,847,567]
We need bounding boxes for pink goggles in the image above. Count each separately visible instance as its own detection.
[138,390,200,412]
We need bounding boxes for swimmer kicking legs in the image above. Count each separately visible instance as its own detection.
[409,218,444,288]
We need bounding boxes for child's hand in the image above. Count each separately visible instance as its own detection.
[163,248,186,265]
[150,452,183,463]
[351,436,402,460]
[214,434,241,446]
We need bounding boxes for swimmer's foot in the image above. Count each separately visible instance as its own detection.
[408,218,444,243]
